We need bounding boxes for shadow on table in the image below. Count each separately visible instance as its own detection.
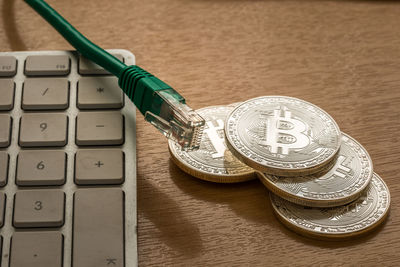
[169,159,389,248]
[138,176,204,257]
[2,0,27,51]
[168,159,275,225]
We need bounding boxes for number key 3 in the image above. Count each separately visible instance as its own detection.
[13,190,65,228]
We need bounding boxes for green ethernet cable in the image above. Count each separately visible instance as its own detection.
[24,0,205,151]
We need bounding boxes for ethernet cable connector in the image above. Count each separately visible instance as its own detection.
[119,66,205,151]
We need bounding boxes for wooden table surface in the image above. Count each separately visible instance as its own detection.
[1,0,400,266]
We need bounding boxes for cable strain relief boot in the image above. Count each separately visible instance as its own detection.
[118,65,205,151]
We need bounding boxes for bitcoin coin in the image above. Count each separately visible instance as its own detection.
[270,173,390,240]
[225,96,341,176]
[258,133,373,207]
[169,105,256,183]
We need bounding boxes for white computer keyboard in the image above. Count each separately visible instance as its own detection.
[0,50,137,267]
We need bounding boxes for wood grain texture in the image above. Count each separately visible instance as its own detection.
[1,0,400,265]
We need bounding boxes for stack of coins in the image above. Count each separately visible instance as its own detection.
[168,96,391,240]
[169,104,257,183]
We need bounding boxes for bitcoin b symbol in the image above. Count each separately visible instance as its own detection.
[204,119,226,159]
[261,108,310,155]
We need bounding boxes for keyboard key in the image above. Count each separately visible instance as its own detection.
[0,193,5,227]
[25,55,70,76]
[19,113,68,147]
[16,151,66,186]
[0,152,8,186]
[0,79,15,110]
[22,78,69,110]
[13,190,65,228]
[10,232,63,267]
[0,114,12,148]
[73,189,124,267]
[0,56,17,77]
[75,149,124,185]
[77,77,124,109]
[76,112,124,146]
[79,54,124,75]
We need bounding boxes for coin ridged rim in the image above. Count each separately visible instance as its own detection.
[256,155,342,207]
[168,105,256,183]
[270,173,391,240]
[257,133,373,207]
[226,140,338,177]
[224,96,341,176]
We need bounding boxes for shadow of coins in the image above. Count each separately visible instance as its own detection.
[169,159,275,226]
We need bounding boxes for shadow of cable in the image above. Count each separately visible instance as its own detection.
[2,0,27,51]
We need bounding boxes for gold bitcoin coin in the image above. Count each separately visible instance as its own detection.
[270,173,390,240]
[169,105,256,183]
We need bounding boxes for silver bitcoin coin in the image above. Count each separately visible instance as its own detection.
[270,173,390,240]
[169,105,256,183]
[258,133,373,207]
[225,96,341,176]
